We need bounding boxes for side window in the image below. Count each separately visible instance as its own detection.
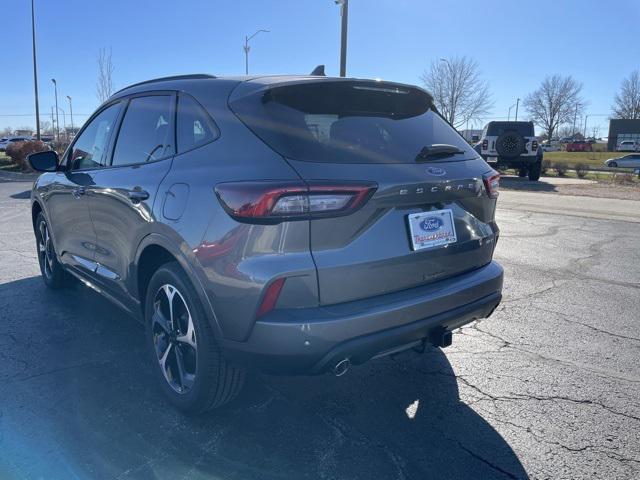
[111,95,174,166]
[176,94,219,153]
[68,103,120,170]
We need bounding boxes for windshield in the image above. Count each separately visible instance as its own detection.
[230,81,475,164]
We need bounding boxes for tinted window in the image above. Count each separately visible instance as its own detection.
[486,122,534,137]
[230,81,474,164]
[177,94,218,152]
[69,103,121,170]
[112,95,173,166]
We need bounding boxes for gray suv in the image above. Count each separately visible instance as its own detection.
[28,74,503,413]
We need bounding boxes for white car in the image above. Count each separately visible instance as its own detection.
[541,143,561,152]
[616,140,640,152]
[604,154,640,169]
[0,136,31,152]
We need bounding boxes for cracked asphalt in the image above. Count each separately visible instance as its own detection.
[0,175,639,480]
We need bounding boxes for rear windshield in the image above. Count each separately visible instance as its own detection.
[229,81,474,164]
[486,122,534,137]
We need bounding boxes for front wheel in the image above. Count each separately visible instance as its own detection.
[145,262,246,413]
[609,161,618,168]
[528,157,542,181]
[34,212,72,289]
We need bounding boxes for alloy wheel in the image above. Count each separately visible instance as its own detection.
[38,220,54,279]
[151,284,198,394]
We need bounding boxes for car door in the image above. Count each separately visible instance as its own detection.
[87,93,176,307]
[44,102,122,276]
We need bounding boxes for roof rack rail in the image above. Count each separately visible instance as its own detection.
[113,74,216,95]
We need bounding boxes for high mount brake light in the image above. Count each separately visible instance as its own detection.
[483,172,500,199]
[215,181,377,223]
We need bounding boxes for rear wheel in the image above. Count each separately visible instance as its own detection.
[34,212,72,289]
[609,161,618,168]
[528,157,542,181]
[145,262,245,413]
[518,167,528,177]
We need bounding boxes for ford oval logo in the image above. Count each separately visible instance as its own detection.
[420,217,443,231]
[426,167,446,176]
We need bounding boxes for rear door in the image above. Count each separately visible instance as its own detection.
[230,80,498,305]
[87,93,175,305]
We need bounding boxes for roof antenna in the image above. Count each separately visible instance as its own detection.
[310,65,326,76]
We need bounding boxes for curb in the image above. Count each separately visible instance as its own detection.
[0,170,39,182]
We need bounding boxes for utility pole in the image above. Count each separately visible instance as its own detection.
[31,0,41,140]
[514,98,520,121]
[66,95,74,137]
[243,29,269,75]
[336,0,349,77]
[51,79,59,141]
[572,103,580,138]
[583,114,590,138]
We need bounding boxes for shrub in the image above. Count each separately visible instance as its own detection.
[552,162,567,177]
[4,140,49,171]
[574,163,589,178]
[612,173,635,185]
[541,159,551,175]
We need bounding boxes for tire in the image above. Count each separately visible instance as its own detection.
[609,161,618,168]
[495,132,526,159]
[528,157,542,181]
[34,212,73,289]
[518,167,528,177]
[144,262,245,413]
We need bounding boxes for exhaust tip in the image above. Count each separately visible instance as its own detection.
[333,358,351,377]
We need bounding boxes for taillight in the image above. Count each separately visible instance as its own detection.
[483,172,500,199]
[215,181,377,223]
[482,139,488,150]
[532,140,538,151]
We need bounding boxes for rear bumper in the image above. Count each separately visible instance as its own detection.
[482,154,538,165]
[220,261,503,374]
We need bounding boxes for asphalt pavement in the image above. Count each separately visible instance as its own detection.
[0,174,638,480]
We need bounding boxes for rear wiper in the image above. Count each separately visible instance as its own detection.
[415,144,465,162]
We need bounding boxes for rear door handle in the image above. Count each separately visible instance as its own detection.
[72,187,85,199]
[127,188,150,203]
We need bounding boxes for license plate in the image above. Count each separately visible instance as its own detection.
[407,209,457,251]
[487,156,497,162]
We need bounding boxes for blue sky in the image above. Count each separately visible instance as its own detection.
[2,0,639,136]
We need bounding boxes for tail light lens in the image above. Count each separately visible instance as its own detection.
[482,139,488,150]
[483,172,500,199]
[215,181,377,223]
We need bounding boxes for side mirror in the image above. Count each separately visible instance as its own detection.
[28,150,59,172]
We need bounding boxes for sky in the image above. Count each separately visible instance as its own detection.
[2,0,639,136]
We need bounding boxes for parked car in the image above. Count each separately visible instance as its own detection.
[604,154,640,169]
[475,121,543,180]
[0,136,31,152]
[28,74,503,413]
[565,140,592,152]
[617,140,640,152]
[541,143,561,152]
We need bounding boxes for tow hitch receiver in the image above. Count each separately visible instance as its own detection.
[430,328,453,348]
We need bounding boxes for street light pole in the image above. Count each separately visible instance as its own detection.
[66,95,74,136]
[30,0,41,140]
[243,29,269,75]
[583,114,590,138]
[335,0,349,77]
[56,107,66,140]
[51,79,59,141]
[508,103,516,121]
[515,98,520,121]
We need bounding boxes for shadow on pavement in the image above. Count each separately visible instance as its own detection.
[500,175,557,192]
[0,276,528,479]
[9,190,31,199]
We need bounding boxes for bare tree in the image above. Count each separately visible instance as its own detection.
[612,70,640,119]
[420,56,492,129]
[96,47,115,103]
[524,75,584,142]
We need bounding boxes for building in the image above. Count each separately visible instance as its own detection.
[607,119,640,151]
[460,129,483,143]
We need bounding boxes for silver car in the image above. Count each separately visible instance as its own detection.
[605,154,640,169]
[28,74,503,413]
